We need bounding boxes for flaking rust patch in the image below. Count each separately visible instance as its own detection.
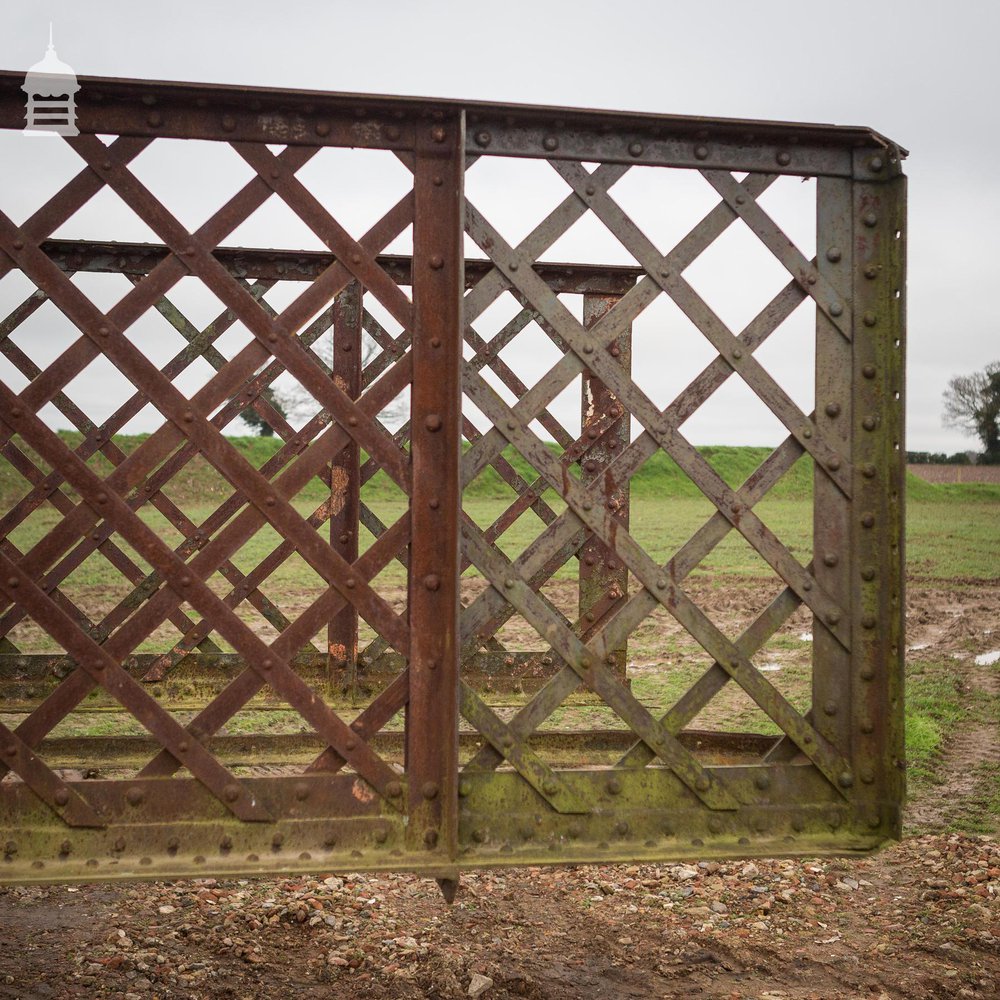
[351,779,376,804]
[329,465,349,517]
[328,642,347,660]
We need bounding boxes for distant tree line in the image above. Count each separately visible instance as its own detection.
[906,451,979,465]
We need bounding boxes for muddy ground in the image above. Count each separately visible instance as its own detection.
[0,582,997,1000]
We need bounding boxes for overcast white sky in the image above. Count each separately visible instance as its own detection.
[1,1,998,453]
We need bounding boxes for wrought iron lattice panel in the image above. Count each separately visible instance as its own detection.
[0,71,906,885]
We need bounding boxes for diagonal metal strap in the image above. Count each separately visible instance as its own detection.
[461,519,739,810]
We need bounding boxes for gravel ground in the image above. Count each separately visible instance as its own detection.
[0,833,996,999]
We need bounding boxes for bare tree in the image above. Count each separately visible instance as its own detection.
[276,333,406,429]
[942,360,1000,464]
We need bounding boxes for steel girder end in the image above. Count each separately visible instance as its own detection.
[436,875,460,904]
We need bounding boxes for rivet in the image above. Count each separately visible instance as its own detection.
[271,833,284,849]
[503,577,515,589]
[585,184,596,196]
[582,343,594,355]
[863,312,877,327]
[167,837,180,852]
[3,743,15,757]
[385,780,403,798]
[861,567,876,581]
[101,160,112,170]
[59,839,71,856]
[113,837,126,851]
[542,136,558,151]
[474,131,492,147]
[826,610,841,626]
[754,773,770,791]
[731,348,743,360]
[838,772,854,789]
[385,125,401,141]
[424,414,443,432]
[350,252,361,265]
[860,666,875,681]
[432,175,443,186]
[862,415,877,431]
[220,835,233,851]
[423,573,441,591]
[509,261,518,272]
[823,553,838,567]
[829,302,843,317]
[471,828,485,843]
[864,265,878,279]
[803,580,812,591]
[655,578,667,590]
[617,820,631,836]
[429,255,444,270]
[862,614,877,629]
[421,781,439,800]
[5,578,17,591]
[629,141,644,157]
[12,239,24,250]
[863,211,878,227]
[543,780,559,796]
[607,778,621,795]
[695,775,711,792]
[9,407,21,419]
[430,336,442,348]
[429,498,440,510]
[126,787,144,806]
[862,463,877,479]
[802,427,813,439]
[826,247,842,263]
[177,740,189,753]
[861,513,875,528]
[423,828,439,847]
[430,126,446,143]
[860,766,875,784]
[862,364,877,379]
[824,402,841,418]
[694,144,708,160]
[823,701,838,716]
[807,274,817,285]
[315,122,330,137]
[96,492,108,504]
[54,788,69,807]
[221,115,236,132]
[776,151,791,166]
[869,155,884,172]
[581,500,593,511]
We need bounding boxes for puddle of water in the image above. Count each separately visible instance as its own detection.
[798,632,813,643]
[974,650,1000,666]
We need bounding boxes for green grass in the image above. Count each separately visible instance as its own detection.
[904,661,967,789]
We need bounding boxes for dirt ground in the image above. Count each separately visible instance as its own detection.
[0,584,997,1000]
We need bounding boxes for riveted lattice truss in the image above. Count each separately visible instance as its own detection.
[0,71,906,886]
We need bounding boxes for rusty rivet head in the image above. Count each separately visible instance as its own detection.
[825,402,841,418]
[823,700,839,717]
[5,577,17,591]
[221,114,236,132]
[862,363,877,379]
[823,552,838,567]
[422,781,439,800]
[863,210,878,227]
[860,665,875,680]
[423,573,441,592]
[126,786,144,807]
[869,155,884,172]
[826,246,842,263]
[59,839,71,856]
[385,124,401,141]
[219,835,233,851]
[754,773,771,791]
[9,406,21,419]
[423,828,439,848]
[862,415,877,431]
[96,492,108,504]
[838,771,854,789]
[429,254,444,270]
[776,150,791,166]
[147,111,162,127]
[826,610,841,626]
[222,783,240,803]
[11,238,24,250]
[862,463,877,479]
[695,775,711,792]
[861,513,875,528]
[53,787,69,807]
[474,130,492,147]
[585,184,596,196]
[294,782,309,801]
[693,144,709,160]
[386,780,402,798]
[863,312,878,327]
[315,121,330,137]
[113,837,126,851]
[542,135,558,151]
[864,265,879,279]
[177,740,189,754]
[606,777,621,795]
[424,413,443,432]
[802,427,813,439]
[271,832,284,849]
[861,567,876,581]
[345,736,357,751]
[829,301,843,317]
[430,126,446,143]
[731,347,743,360]
[861,614,877,629]
[628,141,644,157]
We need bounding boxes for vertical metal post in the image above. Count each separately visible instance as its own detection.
[579,293,631,680]
[406,113,465,864]
[329,282,362,696]
[850,152,907,837]
[813,180,853,752]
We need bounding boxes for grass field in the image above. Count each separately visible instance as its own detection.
[0,437,997,828]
